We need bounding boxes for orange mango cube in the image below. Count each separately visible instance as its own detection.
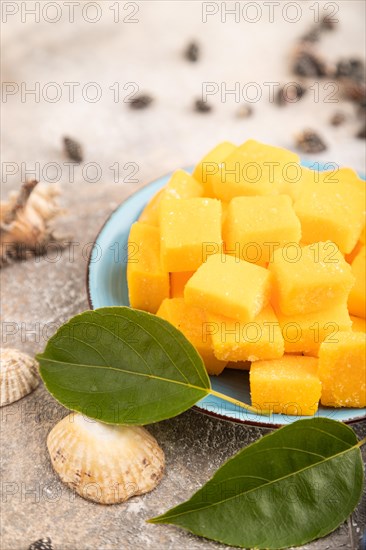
[156,298,227,375]
[206,305,284,362]
[212,140,300,201]
[351,315,366,332]
[348,246,366,319]
[170,271,195,298]
[223,195,301,265]
[294,170,365,254]
[185,253,271,322]
[193,141,236,197]
[138,170,203,227]
[269,241,354,316]
[164,169,203,200]
[275,303,352,355]
[160,198,222,272]
[250,355,321,416]
[127,222,169,313]
[318,331,366,408]
[138,189,164,227]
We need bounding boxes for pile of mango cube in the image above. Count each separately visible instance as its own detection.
[127,140,365,415]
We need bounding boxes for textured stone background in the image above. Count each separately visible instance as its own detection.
[1,1,365,549]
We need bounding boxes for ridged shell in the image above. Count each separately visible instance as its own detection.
[0,348,39,406]
[47,413,165,504]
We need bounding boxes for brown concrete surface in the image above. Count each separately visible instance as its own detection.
[1,2,365,549]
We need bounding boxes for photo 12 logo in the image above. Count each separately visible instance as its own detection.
[1,1,140,24]
[201,1,340,24]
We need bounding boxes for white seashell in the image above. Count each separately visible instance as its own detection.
[47,413,165,504]
[0,348,39,406]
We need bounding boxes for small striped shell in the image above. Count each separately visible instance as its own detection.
[47,413,165,504]
[0,348,39,406]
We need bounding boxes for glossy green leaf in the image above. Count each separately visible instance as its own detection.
[149,418,365,549]
[38,307,210,425]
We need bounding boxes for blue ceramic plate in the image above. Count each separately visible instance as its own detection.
[87,162,366,427]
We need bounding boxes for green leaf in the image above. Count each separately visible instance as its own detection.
[149,418,365,549]
[38,307,210,425]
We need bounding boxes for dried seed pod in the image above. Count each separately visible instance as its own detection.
[28,538,54,550]
[335,58,364,81]
[341,78,366,105]
[300,27,321,43]
[129,94,154,110]
[356,125,366,139]
[236,104,253,118]
[295,130,327,154]
[276,83,306,106]
[63,136,83,163]
[292,46,329,78]
[47,413,165,504]
[0,348,39,407]
[329,112,347,126]
[184,41,199,62]
[321,16,337,31]
[194,99,212,113]
[0,180,64,266]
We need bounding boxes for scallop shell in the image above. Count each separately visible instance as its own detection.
[0,348,39,406]
[47,413,165,504]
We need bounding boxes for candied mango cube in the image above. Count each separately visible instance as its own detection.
[127,222,169,313]
[212,140,300,202]
[138,170,203,227]
[164,169,203,200]
[250,356,321,416]
[160,198,222,272]
[156,298,227,375]
[294,170,365,253]
[238,140,302,200]
[170,271,195,298]
[193,141,236,197]
[351,315,366,332]
[185,253,271,322]
[318,331,366,408]
[348,246,366,319]
[275,303,352,355]
[269,241,355,316]
[206,305,284,362]
[138,189,164,227]
[223,195,301,265]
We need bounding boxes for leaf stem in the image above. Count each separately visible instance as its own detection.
[356,436,366,448]
[209,389,271,416]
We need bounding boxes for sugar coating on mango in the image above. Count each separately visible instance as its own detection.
[212,140,300,202]
[185,253,271,322]
[223,195,301,265]
[275,302,352,355]
[318,331,366,408]
[269,241,355,316]
[170,271,195,298]
[348,246,366,319]
[156,298,227,375]
[351,315,366,332]
[160,198,222,272]
[164,170,203,200]
[294,169,365,254]
[127,222,169,313]
[250,355,321,416]
[206,305,284,362]
[193,141,236,197]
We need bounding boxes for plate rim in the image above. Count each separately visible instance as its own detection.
[86,169,366,428]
